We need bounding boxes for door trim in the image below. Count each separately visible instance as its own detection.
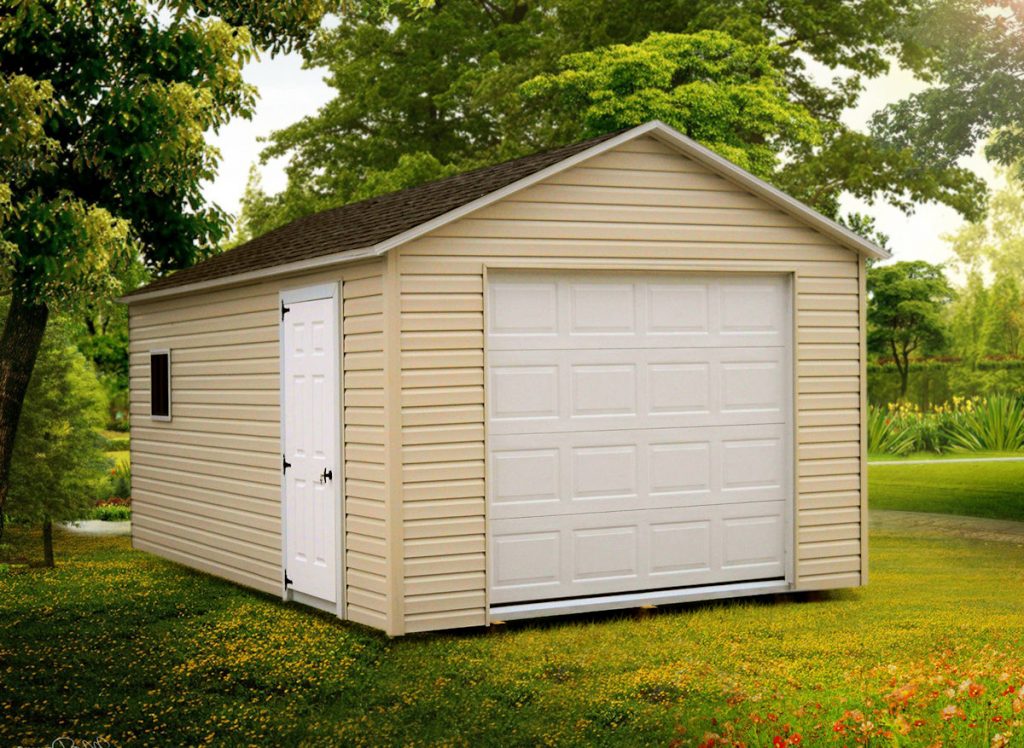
[279,281,344,619]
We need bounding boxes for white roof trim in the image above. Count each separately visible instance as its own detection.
[123,120,886,303]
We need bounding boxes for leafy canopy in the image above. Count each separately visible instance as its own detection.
[6,314,109,525]
[947,167,1024,280]
[871,2,1024,185]
[0,0,340,304]
[868,260,955,396]
[239,0,997,242]
[944,168,1024,361]
[521,31,820,179]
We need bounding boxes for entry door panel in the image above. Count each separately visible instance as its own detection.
[487,271,791,605]
[283,295,338,603]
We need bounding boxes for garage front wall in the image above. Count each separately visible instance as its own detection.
[394,135,866,633]
[128,259,389,630]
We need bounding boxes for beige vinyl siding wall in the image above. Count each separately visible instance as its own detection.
[129,259,390,630]
[394,135,865,633]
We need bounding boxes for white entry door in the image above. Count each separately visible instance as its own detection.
[282,288,340,605]
[486,270,792,606]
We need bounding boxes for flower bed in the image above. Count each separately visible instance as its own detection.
[868,396,1024,455]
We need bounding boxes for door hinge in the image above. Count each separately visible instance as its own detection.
[282,455,291,474]
[284,570,292,588]
[281,300,290,320]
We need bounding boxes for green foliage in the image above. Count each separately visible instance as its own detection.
[869,356,1024,408]
[88,502,131,522]
[244,0,995,240]
[4,315,110,526]
[945,395,1024,452]
[0,0,338,302]
[5,527,1024,745]
[105,461,132,501]
[868,261,955,396]
[867,407,917,455]
[871,2,1024,187]
[948,167,1024,280]
[948,270,991,363]
[866,396,1024,455]
[521,31,820,180]
[104,436,131,452]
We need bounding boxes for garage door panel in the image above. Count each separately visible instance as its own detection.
[487,270,792,607]
[488,347,787,434]
[488,424,785,520]
[721,359,786,416]
[488,272,787,350]
[489,501,786,604]
[722,513,786,573]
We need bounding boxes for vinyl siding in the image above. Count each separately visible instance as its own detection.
[129,259,389,631]
[395,135,866,633]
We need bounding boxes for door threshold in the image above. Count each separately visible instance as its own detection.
[489,579,791,622]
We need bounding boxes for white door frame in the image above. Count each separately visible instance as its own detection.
[279,281,344,619]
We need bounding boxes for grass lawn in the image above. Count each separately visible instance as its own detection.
[870,460,1024,521]
[3,528,1024,746]
[104,449,130,468]
[869,450,1024,462]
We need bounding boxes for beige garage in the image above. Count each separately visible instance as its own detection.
[123,120,885,636]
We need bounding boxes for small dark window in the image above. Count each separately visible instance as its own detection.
[150,351,170,419]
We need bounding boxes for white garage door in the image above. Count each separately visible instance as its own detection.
[486,270,792,606]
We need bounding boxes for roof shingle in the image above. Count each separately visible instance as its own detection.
[127,130,624,298]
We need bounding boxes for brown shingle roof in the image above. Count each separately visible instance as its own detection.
[127,130,624,298]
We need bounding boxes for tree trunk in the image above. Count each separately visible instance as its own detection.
[42,517,54,567]
[0,291,49,518]
[899,363,910,399]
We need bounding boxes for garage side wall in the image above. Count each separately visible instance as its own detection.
[394,135,865,634]
[128,260,390,631]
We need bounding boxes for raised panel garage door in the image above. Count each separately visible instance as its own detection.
[486,270,792,606]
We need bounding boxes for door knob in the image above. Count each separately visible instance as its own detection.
[320,468,333,484]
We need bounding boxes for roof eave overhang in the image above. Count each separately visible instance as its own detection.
[121,121,888,305]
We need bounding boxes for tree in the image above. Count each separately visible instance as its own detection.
[520,31,820,179]
[871,2,1024,186]
[982,274,1024,357]
[868,261,955,397]
[0,1,337,520]
[947,270,989,363]
[946,167,1024,280]
[244,0,992,239]
[4,313,109,564]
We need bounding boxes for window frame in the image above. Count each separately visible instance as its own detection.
[149,348,172,422]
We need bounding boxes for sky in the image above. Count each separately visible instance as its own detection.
[203,51,997,269]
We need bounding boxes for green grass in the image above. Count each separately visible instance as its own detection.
[104,449,130,468]
[869,450,1024,462]
[870,460,1024,521]
[4,528,1024,746]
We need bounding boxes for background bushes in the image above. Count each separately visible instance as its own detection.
[867,396,1024,455]
[868,357,1024,408]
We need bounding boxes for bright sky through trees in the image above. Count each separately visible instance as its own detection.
[203,49,997,266]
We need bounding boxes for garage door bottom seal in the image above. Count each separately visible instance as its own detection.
[489,578,790,621]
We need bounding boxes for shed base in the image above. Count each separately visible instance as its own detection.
[489,579,791,622]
